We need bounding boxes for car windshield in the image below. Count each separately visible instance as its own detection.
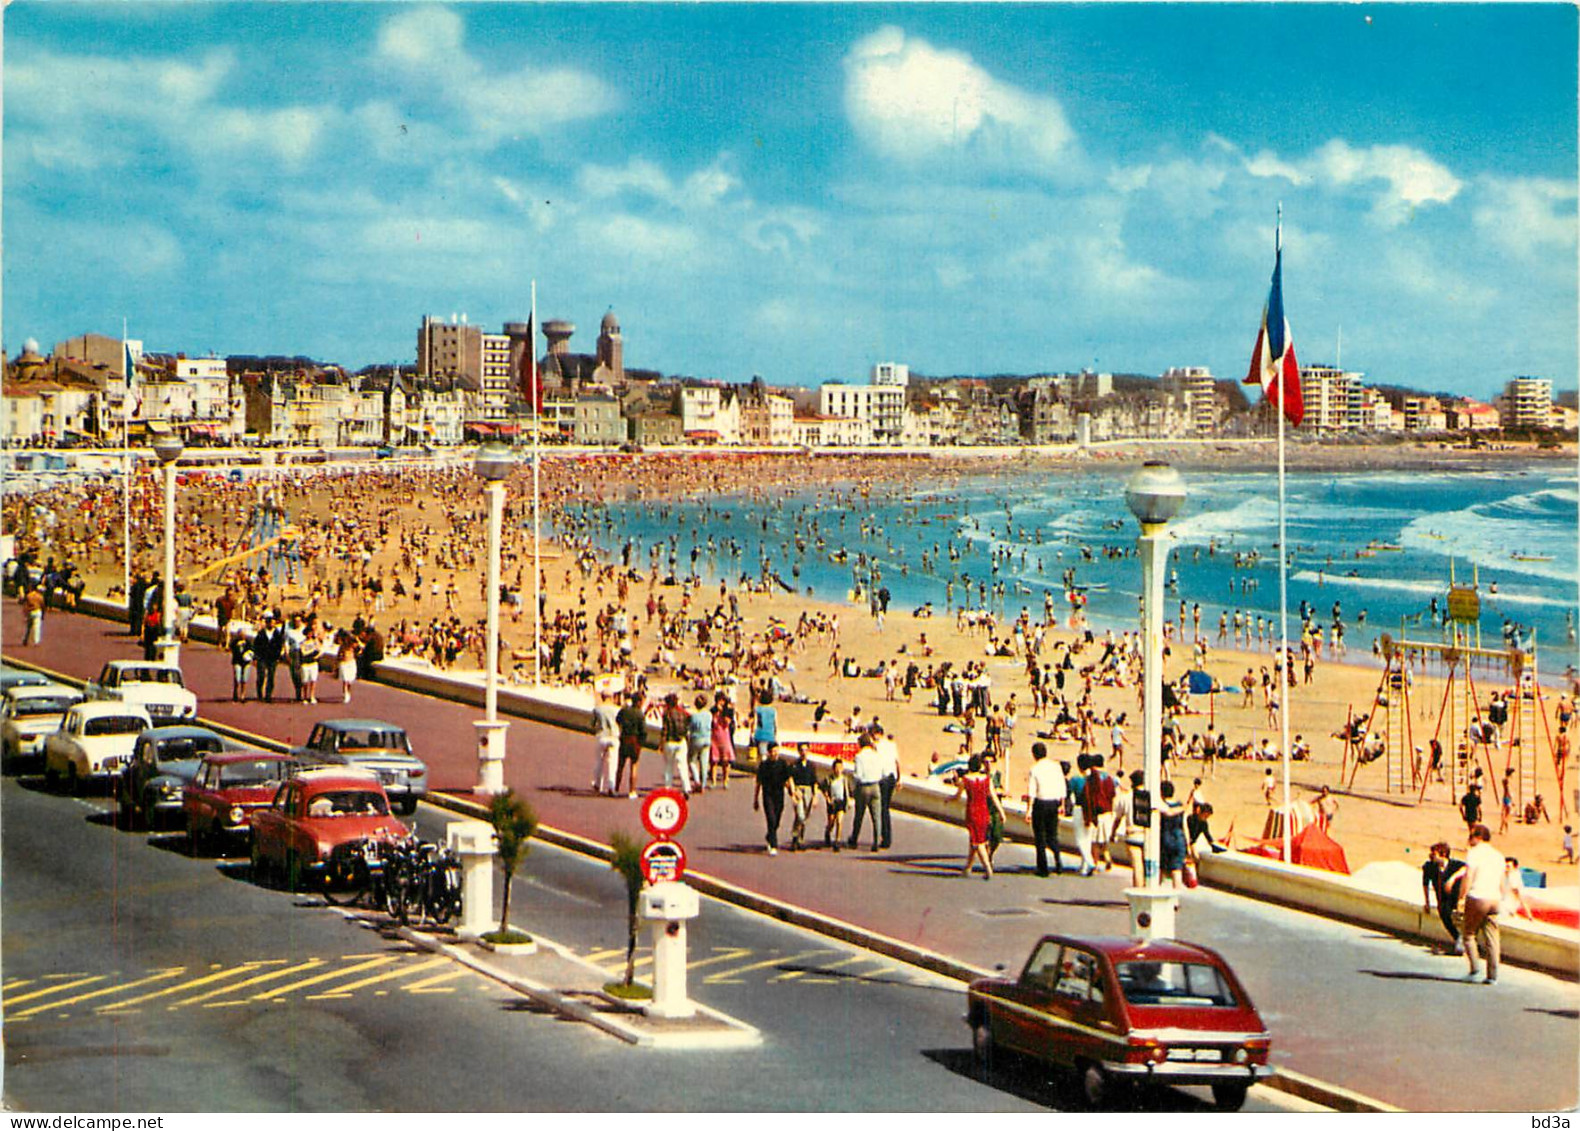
[336,729,409,752]
[219,760,288,787]
[1115,961,1238,1007]
[84,716,147,736]
[12,696,76,717]
[154,736,224,762]
[123,667,184,686]
[306,790,389,817]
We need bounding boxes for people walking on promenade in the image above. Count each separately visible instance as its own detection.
[823,757,849,850]
[951,754,1003,881]
[228,625,253,702]
[752,687,778,763]
[687,694,712,793]
[709,691,735,790]
[335,629,361,704]
[847,733,884,851]
[615,691,647,799]
[753,744,790,855]
[20,586,44,646]
[1025,741,1067,876]
[660,692,693,795]
[591,690,620,796]
[874,723,900,849]
[1451,823,1510,984]
[787,743,818,851]
[1158,779,1188,889]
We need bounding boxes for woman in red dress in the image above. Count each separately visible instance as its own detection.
[951,754,1004,880]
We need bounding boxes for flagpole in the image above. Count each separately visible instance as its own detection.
[531,280,542,687]
[1275,207,1294,865]
[122,319,132,605]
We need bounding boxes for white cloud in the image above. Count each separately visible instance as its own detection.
[844,26,1074,173]
[1472,176,1578,259]
[1242,138,1461,226]
[375,6,617,142]
[577,158,740,210]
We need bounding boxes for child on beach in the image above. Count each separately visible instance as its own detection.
[1563,825,1575,864]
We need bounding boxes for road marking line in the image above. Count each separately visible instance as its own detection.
[4,975,105,1007]
[42,973,93,979]
[253,956,396,1001]
[100,963,272,1014]
[3,979,34,993]
[314,956,450,996]
[704,949,828,985]
[772,952,863,983]
[401,968,468,994]
[179,959,324,1007]
[582,948,626,963]
[683,947,753,972]
[600,954,653,976]
[10,968,186,1019]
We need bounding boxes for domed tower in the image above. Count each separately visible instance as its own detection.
[596,309,623,382]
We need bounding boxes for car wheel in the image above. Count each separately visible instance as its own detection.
[44,760,60,791]
[1212,1082,1249,1112]
[970,1019,995,1076]
[395,797,417,817]
[251,841,272,886]
[67,763,82,796]
[1079,1061,1112,1109]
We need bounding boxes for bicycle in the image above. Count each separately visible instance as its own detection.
[321,836,405,918]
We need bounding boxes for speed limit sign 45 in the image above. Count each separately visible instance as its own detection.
[640,788,689,839]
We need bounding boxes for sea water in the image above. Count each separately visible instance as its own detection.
[560,461,1580,675]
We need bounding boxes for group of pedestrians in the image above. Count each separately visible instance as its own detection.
[1420,825,1536,984]
[223,610,373,705]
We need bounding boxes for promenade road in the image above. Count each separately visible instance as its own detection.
[8,608,1577,1112]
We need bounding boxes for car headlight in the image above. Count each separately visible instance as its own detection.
[229,806,245,824]
[1233,1047,1249,1064]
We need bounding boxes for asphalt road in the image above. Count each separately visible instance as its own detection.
[1,773,1311,1112]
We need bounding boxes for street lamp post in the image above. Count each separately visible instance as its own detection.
[152,434,184,666]
[474,442,514,795]
[1124,461,1187,941]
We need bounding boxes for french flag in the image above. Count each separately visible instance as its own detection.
[1245,241,1304,426]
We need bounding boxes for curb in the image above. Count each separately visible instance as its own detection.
[422,791,1393,1112]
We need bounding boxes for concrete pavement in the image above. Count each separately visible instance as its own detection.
[8,606,1578,1111]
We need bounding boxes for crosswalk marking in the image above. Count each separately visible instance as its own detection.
[9,968,185,1020]
[99,963,278,1014]
[253,956,396,1002]
[4,975,105,1007]
[582,948,628,963]
[704,949,829,985]
[185,960,325,1008]
[401,968,469,994]
[2,979,33,994]
[772,952,868,983]
[683,947,753,973]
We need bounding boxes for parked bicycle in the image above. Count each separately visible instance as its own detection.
[321,834,406,917]
[389,838,464,927]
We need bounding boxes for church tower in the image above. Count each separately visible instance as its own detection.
[596,309,623,382]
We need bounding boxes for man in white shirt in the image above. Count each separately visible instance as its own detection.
[1452,823,1508,984]
[1024,742,1068,876]
[873,725,902,849]
[847,737,885,852]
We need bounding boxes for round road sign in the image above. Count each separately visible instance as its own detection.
[640,787,689,839]
[639,839,687,885]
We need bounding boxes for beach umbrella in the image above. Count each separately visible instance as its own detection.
[1187,669,1218,727]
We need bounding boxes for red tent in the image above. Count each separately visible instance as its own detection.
[1240,822,1351,874]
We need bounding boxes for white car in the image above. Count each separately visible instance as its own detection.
[85,660,198,721]
[44,702,152,792]
[1,684,84,770]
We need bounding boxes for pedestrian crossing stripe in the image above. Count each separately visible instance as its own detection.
[8,968,184,1021]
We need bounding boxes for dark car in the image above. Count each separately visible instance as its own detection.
[118,725,227,829]
[966,934,1272,1110]
[291,719,427,814]
[250,768,409,890]
[183,751,298,853]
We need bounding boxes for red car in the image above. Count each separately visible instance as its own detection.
[183,751,298,854]
[966,934,1272,1110]
[250,768,408,890]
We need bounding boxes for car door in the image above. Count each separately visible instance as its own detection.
[1001,939,1065,1057]
[1050,946,1116,1067]
[254,782,294,861]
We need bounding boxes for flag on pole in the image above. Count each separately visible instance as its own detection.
[1245,241,1304,426]
[516,312,541,414]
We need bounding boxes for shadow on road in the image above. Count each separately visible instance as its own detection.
[921,1047,1213,1112]
[1357,968,1479,984]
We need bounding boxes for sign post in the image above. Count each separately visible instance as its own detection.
[636,788,698,1018]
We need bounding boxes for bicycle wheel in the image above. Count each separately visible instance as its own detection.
[320,855,368,906]
[429,862,463,926]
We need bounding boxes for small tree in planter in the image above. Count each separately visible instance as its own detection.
[605,831,651,999]
[485,790,538,946]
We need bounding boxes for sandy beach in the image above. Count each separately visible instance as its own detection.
[6,440,1577,881]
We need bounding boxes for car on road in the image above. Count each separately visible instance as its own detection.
[1,683,84,771]
[290,719,427,815]
[0,665,54,695]
[183,751,299,853]
[250,768,409,889]
[966,934,1272,1111]
[84,660,199,721]
[43,701,152,792]
[117,725,227,830]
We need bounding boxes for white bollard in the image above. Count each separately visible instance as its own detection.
[448,820,496,940]
[1124,885,1179,941]
[638,882,701,1018]
[474,720,508,795]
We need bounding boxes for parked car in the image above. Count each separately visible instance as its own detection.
[84,660,198,721]
[250,768,409,889]
[43,702,152,793]
[183,751,299,854]
[0,665,54,695]
[290,719,427,815]
[966,934,1273,1110]
[116,725,227,830]
[1,683,84,771]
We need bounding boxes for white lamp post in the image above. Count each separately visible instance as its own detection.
[1124,461,1186,940]
[474,442,514,795]
[152,433,184,666]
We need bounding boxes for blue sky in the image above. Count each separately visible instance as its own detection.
[5,3,1576,397]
